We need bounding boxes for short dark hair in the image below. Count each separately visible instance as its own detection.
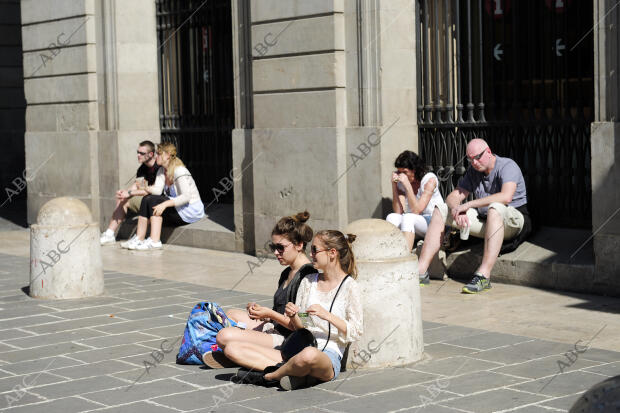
[139,140,155,154]
[394,150,427,181]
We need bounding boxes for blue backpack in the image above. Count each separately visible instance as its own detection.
[176,302,236,365]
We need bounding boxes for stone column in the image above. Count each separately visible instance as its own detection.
[591,0,620,294]
[21,0,160,226]
[246,0,418,250]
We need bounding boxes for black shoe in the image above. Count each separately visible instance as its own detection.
[280,375,319,391]
[234,367,278,387]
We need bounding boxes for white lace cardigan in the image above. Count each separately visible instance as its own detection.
[148,166,202,207]
[295,273,364,357]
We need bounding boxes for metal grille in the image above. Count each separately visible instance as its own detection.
[156,0,234,204]
[416,0,593,228]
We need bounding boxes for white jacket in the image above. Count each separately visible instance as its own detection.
[148,166,202,207]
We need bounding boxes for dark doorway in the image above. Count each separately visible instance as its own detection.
[0,0,27,229]
[416,0,593,228]
[156,0,234,204]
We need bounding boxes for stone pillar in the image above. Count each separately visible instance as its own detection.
[20,0,160,227]
[345,219,423,368]
[30,197,103,299]
[591,0,620,295]
[245,0,418,252]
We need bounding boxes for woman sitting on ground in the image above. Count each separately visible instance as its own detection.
[123,142,204,250]
[203,211,317,368]
[224,230,363,390]
[386,150,445,252]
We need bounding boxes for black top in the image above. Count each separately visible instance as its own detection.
[272,263,317,336]
[136,163,159,185]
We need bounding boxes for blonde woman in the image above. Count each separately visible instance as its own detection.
[124,142,205,250]
[224,230,363,390]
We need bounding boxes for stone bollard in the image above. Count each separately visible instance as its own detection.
[344,219,423,369]
[30,197,103,299]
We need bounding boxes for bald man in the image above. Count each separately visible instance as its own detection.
[418,139,531,293]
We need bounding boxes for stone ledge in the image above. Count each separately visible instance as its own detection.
[118,203,236,252]
[418,226,607,296]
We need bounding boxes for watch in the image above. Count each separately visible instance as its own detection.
[128,190,133,196]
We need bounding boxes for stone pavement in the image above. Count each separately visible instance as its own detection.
[0,233,619,412]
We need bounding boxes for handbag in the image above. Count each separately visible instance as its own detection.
[280,275,350,360]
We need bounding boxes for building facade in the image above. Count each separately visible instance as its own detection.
[12,0,620,293]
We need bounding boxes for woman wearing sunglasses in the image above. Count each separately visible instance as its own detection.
[386,150,445,253]
[202,211,317,368]
[226,230,363,390]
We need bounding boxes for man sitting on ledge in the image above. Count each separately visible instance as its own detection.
[418,138,531,293]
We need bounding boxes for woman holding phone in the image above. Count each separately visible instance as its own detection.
[203,212,317,368]
[223,230,364,390]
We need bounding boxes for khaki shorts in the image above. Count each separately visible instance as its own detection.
[436,202,524,241]
[127,195,143,214]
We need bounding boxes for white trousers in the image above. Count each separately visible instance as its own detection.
[386,213,431,237]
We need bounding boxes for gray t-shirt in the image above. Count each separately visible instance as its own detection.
[457,155,527,216]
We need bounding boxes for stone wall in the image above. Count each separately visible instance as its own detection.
[243,0,418,252]
[20,0,160,225]
[591,0,620,294]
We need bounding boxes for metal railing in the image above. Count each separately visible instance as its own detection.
[156,0,234,205]
[416,0,593,228]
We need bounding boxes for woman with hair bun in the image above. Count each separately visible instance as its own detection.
[227,230,364,390]
[203,211,317,368]
[387,150,445,253]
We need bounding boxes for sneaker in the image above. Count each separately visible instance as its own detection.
[120,235,137,249]
[202,351,238,369]
[279,375,318,391]
[419,271,430,286]
[125,237,145,250]
[134,238,163,250]
[100,232,116,245]
[462,273,491,294]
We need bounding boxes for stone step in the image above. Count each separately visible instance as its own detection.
[118,203,236,252]
[417,226,598,295]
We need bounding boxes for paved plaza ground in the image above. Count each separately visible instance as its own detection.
[0,228,618,412]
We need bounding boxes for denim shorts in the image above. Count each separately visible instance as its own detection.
[322,348,342,380]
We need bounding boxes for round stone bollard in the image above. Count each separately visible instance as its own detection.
[30,197,103,299]
[344,219,423,369]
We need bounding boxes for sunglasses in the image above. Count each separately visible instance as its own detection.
[137,150,149,156]
[310,246,329,256]
[467,147,488,163]
[268,242,291,253]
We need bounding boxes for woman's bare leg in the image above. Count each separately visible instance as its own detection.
[149,216,163,242]
[264,347,334,382]
[223,341,283,371]
[225,308,264,330]
[216,327,275,350]
[136,216,149,240]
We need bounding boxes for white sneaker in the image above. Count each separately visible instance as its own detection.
[100,232,116,245]
[121,235,141,250]
[134,238,163,251]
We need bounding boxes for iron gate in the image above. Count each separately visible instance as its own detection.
[156,0,234,205]
[416,0,593,228]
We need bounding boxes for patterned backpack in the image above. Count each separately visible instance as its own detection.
[176,302,236,365]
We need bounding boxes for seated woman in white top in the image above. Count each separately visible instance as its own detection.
[124,142,205,250]
[386,150,445,252]
[224,230,363,390]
